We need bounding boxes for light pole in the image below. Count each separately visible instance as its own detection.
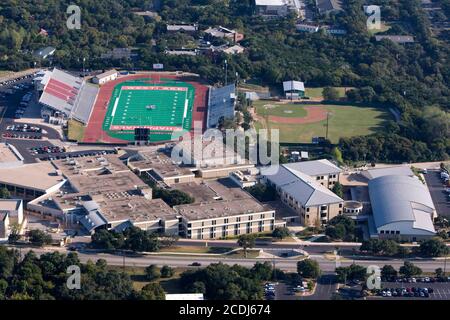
[224,59,228,86]
[444,256,447,276]
[325,112,331,140]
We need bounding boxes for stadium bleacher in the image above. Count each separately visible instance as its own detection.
[37,68,96,124]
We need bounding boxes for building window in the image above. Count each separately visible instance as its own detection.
[224,218,229,224]
[237,217,241,222]
[339,203,343,208]
[396,231,400,234]
[320,206,327,211]
[316,176,320,180]
[212,220,217,225]
[306,208,310,212]
[380,230,384,234]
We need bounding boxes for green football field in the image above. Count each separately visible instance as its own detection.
[102,79,195,142]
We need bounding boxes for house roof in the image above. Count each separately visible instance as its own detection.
[315,0,343,13]
[94,69,118,80]
[283,80,305,92]
[261,164,343,206]
[284,159,342,176]
[375,35,415,43]
[368,175,436,234]
[33,46,56,58]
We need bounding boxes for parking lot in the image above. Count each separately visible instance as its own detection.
[374,281,450,300]
[425,169,450,218]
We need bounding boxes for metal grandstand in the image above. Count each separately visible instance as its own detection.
[38,68,98,124]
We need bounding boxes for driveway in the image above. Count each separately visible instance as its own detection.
[298,274,338,300]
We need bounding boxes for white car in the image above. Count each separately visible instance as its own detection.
[386,291,392,297]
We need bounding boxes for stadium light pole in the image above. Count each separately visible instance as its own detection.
[326,112,331,140]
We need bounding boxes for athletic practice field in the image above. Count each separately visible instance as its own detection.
[253,101,391,143]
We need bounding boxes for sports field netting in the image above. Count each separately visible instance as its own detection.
[101,79,195,142]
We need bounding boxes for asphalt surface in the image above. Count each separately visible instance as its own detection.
[424,170,450,218]
[176,239,360,255]
[370,281,450,300]
[298,274,338,300]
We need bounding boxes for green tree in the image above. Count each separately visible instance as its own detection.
[145,265,161,281]
[297,259,321,279]
[335,264,367,283]
[139,283,166,300]
[237,234,255,258]
[91,229,124,250]
[399,262,422,278]
[8,222,21,243]
[0,188,10,199]
[322,86,340,101]
[381,265,398,280]
[419,238,449,257]
[245,183,277,202]
[160,265,174,278]
[272,227,290,240]
[435,268,444,278]
[331,147,344,165]
[154,188,194,207]
[332,182,344,198]
[28,230,52,247]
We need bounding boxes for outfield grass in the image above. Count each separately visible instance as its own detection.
[67,119,86,141]
[254,101,307,118]
[305,87,350,100]
[255,103,391,144]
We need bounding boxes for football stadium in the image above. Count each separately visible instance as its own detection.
[36,69,233,144]
[101,79,196,142]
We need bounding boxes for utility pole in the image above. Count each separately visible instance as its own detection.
[224,59,228,86]
[122,251,126,272]
[291,80,294,102]
[444,256,447,276]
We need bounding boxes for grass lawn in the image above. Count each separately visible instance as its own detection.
[254,101,307,118]
[159,246,231,254]
[67,119,86,141]
[107,265,188,293]
[305,87,350,100]
[239,82,270,93]
[226,249,260,259]
[0,71,13,78]
[255,103,391,144]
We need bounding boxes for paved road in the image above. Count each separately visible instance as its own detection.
[424,170,450,218]
[177,239,360,255]
[14,246,449,273]
[299,274,338,300]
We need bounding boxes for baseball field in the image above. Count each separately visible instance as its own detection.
[253,101,391,143]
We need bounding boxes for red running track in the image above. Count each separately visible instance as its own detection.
[83,73,209,144]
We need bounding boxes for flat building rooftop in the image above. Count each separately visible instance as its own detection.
[175,198,272,221]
